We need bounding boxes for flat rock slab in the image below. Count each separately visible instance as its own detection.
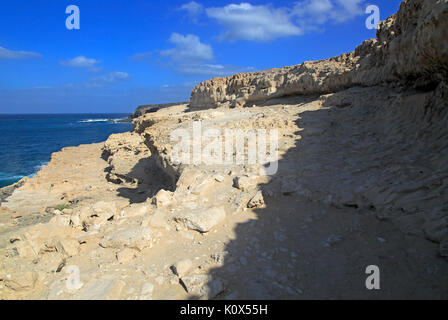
[175,207,226,233]
[180,274,225,299]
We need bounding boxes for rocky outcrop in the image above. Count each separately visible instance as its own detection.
[102,132,151,185]
[0,180,25,203]
[133,83,448,251]
[132,102,188,119]
[0,0,447,300]
[189,0,448,109]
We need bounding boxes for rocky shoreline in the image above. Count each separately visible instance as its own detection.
[0,0,447,300]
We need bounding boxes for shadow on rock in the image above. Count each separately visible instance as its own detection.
[202,85,448,300]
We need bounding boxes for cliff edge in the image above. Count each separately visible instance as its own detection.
[189,0,448,109]
[0,0,447,300]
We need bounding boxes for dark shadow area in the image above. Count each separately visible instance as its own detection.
[186,93,320,113]
[202,87,448,299]
[111,157,174,204]
[107,86,447,299]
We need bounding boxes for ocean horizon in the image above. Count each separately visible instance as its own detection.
[0,113,132,188]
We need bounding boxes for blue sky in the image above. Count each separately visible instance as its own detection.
[0,0,401,114]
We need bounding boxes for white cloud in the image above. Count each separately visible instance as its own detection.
[334,0,366,21]
[133,33,252,76]
[293,0,365,29]
[0,46,41,59]
[61,56,101,68]
[206,3,303,42]
[161,33,214,63]
[293,0,334,25]
[202,1,366,42]
[159,33,253,76]
[87,71,130,88]
[180,1,204,22]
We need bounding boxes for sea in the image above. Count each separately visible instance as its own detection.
[0,114,132,188]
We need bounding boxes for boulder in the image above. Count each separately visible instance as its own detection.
[92,201,118,222]
[234,176,257,191]
[175,207,226,233]
[247,191,265,209]
[69,214,81,228]
[180,275,225,299]
[120,203,151,218]
[100,227,159,251]
[153,189,174,208]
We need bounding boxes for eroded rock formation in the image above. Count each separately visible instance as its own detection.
[0,0,447,300]
[189,0,448,109]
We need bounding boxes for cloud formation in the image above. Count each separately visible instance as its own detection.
[293,0,366,31]
[60,56,103,72]
[206,3,303,42]
[179,1,204,23]
[182,1,367,42]
[87,71,130,88]
[132,33,253,76]
[158,33,252,76]
[161,33,214,63]
[0,46,42,60]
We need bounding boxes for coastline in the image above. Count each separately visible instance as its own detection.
[0,114,133,189]
[0,180,25,203]
[0,142,105,202]
[0,0,447,300]
[1,82,447,299]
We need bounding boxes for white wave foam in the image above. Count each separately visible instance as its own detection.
[0,175,25,181]
[78,119,110,123]
[110,118,127,123]
[34,162,48,171]
[78,118,127,123]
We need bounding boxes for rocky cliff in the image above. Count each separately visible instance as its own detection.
[132,102,188,118]
[189,0,448,109]
[0,0,447,300]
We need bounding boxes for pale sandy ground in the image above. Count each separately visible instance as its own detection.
[0,85,447,300]
[2,0,447,300]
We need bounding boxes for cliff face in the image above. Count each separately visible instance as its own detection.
[189,0,448,109]
[1,0,447,300]
[132,102,188,119]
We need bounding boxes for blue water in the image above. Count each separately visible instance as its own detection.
[0,114,132,188]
